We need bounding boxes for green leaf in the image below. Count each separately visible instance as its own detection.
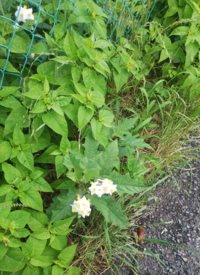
[31,230,50,240]
[98,140,119,176]
[43,110,68,136]
[109,171,147,195]
[10,35,27,53]
[20,186,43,212]
[7,210,30,228]
[67,7,92,25]
[24,209,48,231]
[4,105,29,136]
[62,104,79,127]
[52,265,63,275]
[27,236,47,255]
[74,82,87,96]
[0,243,8,261]
[32,177,53,192]
[185,41,199,67]
[31,100,47,113]
[115,117,138,137]
[13,228,30,238]
[0,247,25,272]
[50,179,76,190]
[82,68,97,89]
[71,66,81,83]
[96,126,108,147]
[99,109,114,123]
[50,235,67,250]
[0,201,12,218]
[90,195,109,221]
[54,21,65,41]
[55,155,66,178]
[30,43,50,55]
[170,26,189,36]
[78,106,94,130]
[0,59,20,73]
[51,216,74,235]
[35,145,59,163]
[58,244,77,266]
[67,267,81,275]
[103,196,129,229]
[50,188,77,223]
[0,141,12,163]
[60,135,71,152]
[0,96,21,109]
[13,124,25,145]
[2,162,22,185]
[22,265,39,275]
[0,86,18,97]
[84,133,100,159]
[63,31,77,60]
[17,148,34,171]
[113,68,129,92]
[93,17,107,39]
[23,88,42,99]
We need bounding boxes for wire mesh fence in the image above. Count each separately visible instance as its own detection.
[0,0,158,89]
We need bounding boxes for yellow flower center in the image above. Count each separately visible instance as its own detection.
[72,208,76,212]
[87,199,91,202]
[111,189,115,193]
[109,180,112,184]
[83,203,86,206]
[104,187,107,191]
[24,5,27,9]
[20,14,23,17]
[80,211,83,214]
[93,188,96,191]
[77,205,80,208]
[90,181,93,184]
[104,178,107,181]
[77,196,80,200]
[87,211,91,214]
[28,13,31,17]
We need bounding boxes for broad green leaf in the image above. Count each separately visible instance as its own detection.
[71,66,81,83]
[51,216,74,235]
[10,35,27,53]
[67,267,81,275]
[115,117,138,137]
[0,242,8,261]
[50,188,77,223]
[2,162,22,185]
[185,41,199,67]
[7,210,30,228]
[32,177,53,192]
[43,110,68,136]
[50,179,76,190]
[23,88,43,99]
[52,265,63,275]
[7,237,21,248]
[90,195,109,221]
[31,230,50,240]
[30,43,50,55]
[103,196,129,229]
[35,145,59,163]
[27,236,47,255]
[63,31,77,60]
[67,7,92,25]
[60,135,71,152]
[0,96,21,109]
[0,201,12,218]
[0,184,11,196]
[74,82,87,96]
[96,126,108,147]
[0,86,18,97]
[113,68,129,92]
[62,104,79,127]
[20,186,43,212]
[0,247,25,272]
[98,140,119,176]
[13,124,25,145]
[55,155,66,178]
[0,59,20,73]
[99,109,114,123]
[22,265,39,275]
[82,68,97,89]
[24,209,48,231]
[170,26,189,36]
[58,244,77,266]
[30,255,53,268]
[31,100,47,113]
[0,107,7,125]
[84,133,100,159]
[17,148,34,171]
[78,106,94,130]
[0,141,12,163]
[50,235,67,250]
[109,171,147,195]
[93,16,107,39]
[13,228,30,238]
[4,106,29,136]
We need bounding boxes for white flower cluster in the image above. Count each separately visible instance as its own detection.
[71,196,91,218]
[15,5,34,23]
[88,178,117,198]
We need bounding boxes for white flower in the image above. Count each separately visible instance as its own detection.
[29,53,35,58]
[15,5,34,23]
[88,178,117,197]
[71,196,91,218]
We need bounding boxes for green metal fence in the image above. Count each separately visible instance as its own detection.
[0,0,158,89]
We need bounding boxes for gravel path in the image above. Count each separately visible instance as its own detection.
[137,157,200,275]
[105,144,200,275]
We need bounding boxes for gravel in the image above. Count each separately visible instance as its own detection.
[105,143,200,275]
